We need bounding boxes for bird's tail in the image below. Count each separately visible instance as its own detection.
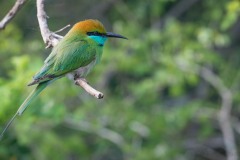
[0,81,51,140]
[17,81,50,115]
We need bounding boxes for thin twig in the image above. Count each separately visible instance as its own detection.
[54,24,71,34]
[36,0,104,99]
[75,78,104,99]
[0,0,27,30]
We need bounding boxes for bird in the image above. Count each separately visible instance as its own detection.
[0,19,127,139]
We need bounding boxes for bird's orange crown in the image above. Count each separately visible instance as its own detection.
[71,19,106,34]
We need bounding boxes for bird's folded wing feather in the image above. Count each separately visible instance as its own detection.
[29,39,96,85]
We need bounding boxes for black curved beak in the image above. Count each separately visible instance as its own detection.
[106,32,128,39]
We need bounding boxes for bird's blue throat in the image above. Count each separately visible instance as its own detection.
[89,36,107,46]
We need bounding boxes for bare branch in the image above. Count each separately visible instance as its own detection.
[178,63,238,160]
[200,67,237,160]
[36,0,60,48]
[64,117,125,147]
[0,0,27,30]
[36,0,104,99]
[75,78,104,99]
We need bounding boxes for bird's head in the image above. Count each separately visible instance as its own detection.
[70,19,127,46]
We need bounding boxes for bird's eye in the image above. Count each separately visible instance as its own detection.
[87,31,103,36]
[87,31,105,36]
[93,31,98,35]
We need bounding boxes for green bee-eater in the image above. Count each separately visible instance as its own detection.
[0,19,127,138]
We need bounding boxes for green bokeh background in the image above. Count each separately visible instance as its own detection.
[0,0,240,159]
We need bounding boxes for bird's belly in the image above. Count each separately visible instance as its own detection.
[67,60,96,80]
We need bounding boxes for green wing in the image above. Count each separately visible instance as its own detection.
[28,38,96,85]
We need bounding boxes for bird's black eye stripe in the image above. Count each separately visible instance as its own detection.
[87,31,105,36]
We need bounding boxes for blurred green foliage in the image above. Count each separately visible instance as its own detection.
[0,0,240,160]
